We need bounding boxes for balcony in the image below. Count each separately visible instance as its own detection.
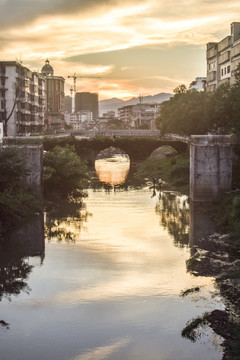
[207,46,218,59]
[218,36,231,52]
[231,43,240,58]
[207,71,216,82]
[20,109,31,115]
[219,51,230,64]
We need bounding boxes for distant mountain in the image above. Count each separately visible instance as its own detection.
[99,93,172,116]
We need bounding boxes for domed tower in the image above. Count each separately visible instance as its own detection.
[41,59,54,76]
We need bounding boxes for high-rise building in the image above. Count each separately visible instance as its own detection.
[41,60,65,129]
[0,61,46,136]
[206,22,240,91]
[75,92,99,120]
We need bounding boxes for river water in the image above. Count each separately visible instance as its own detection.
[0,155,224,360]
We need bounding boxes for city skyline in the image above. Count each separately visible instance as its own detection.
[1,0,240,99]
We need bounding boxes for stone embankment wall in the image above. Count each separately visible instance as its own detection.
[18,145,43,196]
[190,136,233,202]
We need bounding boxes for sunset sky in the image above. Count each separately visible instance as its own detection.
[1,0,240,99]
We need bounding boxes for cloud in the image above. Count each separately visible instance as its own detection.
[1,0,240,98]
[73,338,130,360]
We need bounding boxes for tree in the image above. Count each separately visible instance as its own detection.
[1,81,21,136]
[156,89,210,135]
[206,83,232,133]
[173,84,188,94]
[0,147,43,237]
[0,147,28,192]
[44,145,88,199]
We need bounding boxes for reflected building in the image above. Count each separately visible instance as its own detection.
[189,201,219,249]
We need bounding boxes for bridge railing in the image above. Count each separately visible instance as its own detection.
[73,129,160,138]
[164,133,190,143]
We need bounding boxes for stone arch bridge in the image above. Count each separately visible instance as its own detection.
[3,133,237,202]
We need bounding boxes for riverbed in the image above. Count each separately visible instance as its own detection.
[0,187,224,360]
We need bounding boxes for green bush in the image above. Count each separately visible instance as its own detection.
[133,153,189,193]
[0,147,44,237]
[214,192,240,235]
[44,145,88,200]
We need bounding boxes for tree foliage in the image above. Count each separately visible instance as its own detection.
[156,70,240,136]
[0,147,28,192]
[44,145,88,199]
[156,89,210,135]
[0,147,43,237]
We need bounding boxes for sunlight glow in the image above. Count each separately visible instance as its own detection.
[0,0,238,98]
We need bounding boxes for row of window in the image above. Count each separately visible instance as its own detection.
[221,65,231,76]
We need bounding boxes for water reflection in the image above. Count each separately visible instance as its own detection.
[95,148,130,186]
[45,199,89,243]
[189,201,218,249]
[0,215,44,301]
[155,192,189,248]
[0,190,222,360]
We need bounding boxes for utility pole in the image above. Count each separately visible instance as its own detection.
[68,73,100,113]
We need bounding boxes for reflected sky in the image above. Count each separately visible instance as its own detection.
[95,155,130,185]
[0,189,223,360]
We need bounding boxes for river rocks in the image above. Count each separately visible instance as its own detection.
[186,231,240,359]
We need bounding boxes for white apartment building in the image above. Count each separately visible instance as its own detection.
[65,110,92,131]
[206,22,240,91]
[189,77,206,91]
[118,103,161,129]
[0,61,46,136]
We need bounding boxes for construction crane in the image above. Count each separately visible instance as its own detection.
[68,73,100,113]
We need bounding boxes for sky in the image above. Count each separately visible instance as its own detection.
[1,0,240,100]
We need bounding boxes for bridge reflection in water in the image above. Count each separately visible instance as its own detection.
[95,154,130,186]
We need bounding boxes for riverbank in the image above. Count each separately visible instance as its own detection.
[184,230,240,359]
[127,152,189,194]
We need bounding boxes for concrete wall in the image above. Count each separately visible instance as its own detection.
[190,136,232,201]
[18,144,43,196]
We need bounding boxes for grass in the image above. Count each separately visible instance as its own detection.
[133,153,189,194]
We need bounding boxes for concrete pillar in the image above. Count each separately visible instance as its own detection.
[18,144,43,197]
[190,135,233,202]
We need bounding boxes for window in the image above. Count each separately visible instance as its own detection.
[227,65,231,73]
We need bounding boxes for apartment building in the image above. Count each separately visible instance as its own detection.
[0,61,46,136]
[41,60,65,130]
[189,77,206,91]
[206,22,240,91]
[65,110,93,131]
[118,103,161,129]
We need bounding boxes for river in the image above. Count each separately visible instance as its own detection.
[0,154,225,360]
